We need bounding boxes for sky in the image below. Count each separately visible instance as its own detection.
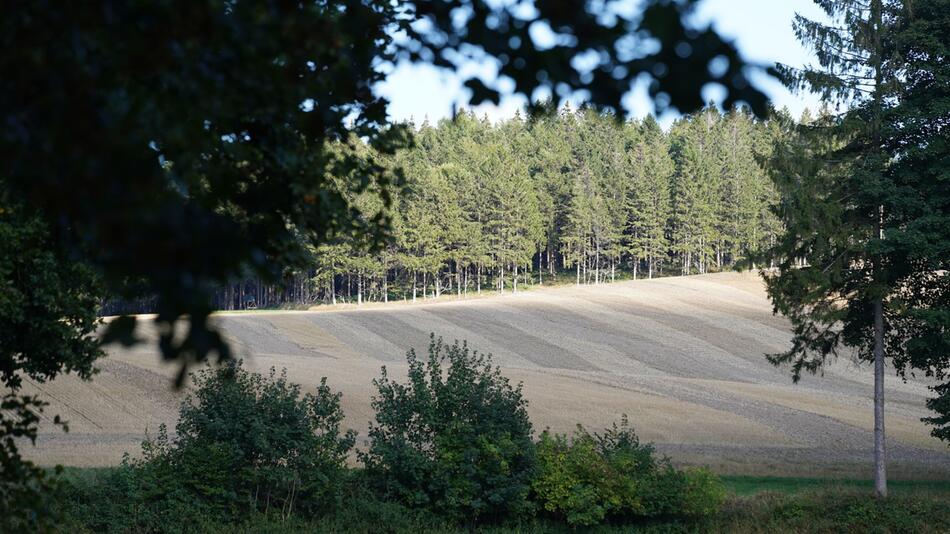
[375,0,827,126]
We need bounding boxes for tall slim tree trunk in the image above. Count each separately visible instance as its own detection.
[412,271,417,303]
[538,252,543,285]
[477,264,481,294]
[871,0,887,499]
[595,243,600,284]
[513,264,518,293]
[873,295,886,498]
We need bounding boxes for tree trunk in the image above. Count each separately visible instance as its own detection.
[477,264,481,294]
[873,295,887,498]
[513,264,518,293]
[538,252,543,285]
[412,271,417,303]
[870,0,887,499]
[595,242,600,284]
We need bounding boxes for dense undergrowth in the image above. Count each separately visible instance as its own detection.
[49,336,949,533]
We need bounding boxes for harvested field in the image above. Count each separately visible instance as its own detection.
[20,272,950,477]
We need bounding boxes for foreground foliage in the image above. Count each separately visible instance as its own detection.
[59,475,950,534]
[61,362,354,532]
[362,336,536,524]
[54,338,736,532]
[533,418,725,526]
[0,199,103,532]
[47,338,950,532]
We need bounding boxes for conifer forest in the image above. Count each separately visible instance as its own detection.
[192,106,787,311]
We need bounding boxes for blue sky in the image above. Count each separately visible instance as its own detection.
[376,0,826,125]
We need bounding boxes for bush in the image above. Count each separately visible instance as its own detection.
[1,394,66,532]
[532,417,725,526]
[361,335,536,524]
[172,361,356,517]
[61,361,355,532]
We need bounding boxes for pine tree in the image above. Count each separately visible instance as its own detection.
[670,110,721,275]
[767,0,900,498]
[880,0,950,444]
[627,116,673,279]
[525,106,573,282]
[483,117,542,292]
[717,108,765,267]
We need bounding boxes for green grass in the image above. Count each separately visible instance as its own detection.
[52,467,950,533]
[55,466,950,498]
[722,475,950,496]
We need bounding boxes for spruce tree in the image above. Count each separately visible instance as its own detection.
[767,0,900,497]
[525,106,573,281]
[670,110,721,275]
[627,116,673,279]
[717,108,765,267]
[881,0,950,443]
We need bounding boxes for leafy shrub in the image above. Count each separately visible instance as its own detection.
[361,335,536,524]
[1,394,66,532]
[61,361,355,532]
[533,417,725,526]
[171,361,356,517]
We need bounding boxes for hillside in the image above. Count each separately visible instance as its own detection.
[21,272,950,477]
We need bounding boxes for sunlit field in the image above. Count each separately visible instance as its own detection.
[24,272,949,479]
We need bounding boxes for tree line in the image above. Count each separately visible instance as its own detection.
[137,105,785,312]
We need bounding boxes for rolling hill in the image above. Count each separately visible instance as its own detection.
[20,272,950,477]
